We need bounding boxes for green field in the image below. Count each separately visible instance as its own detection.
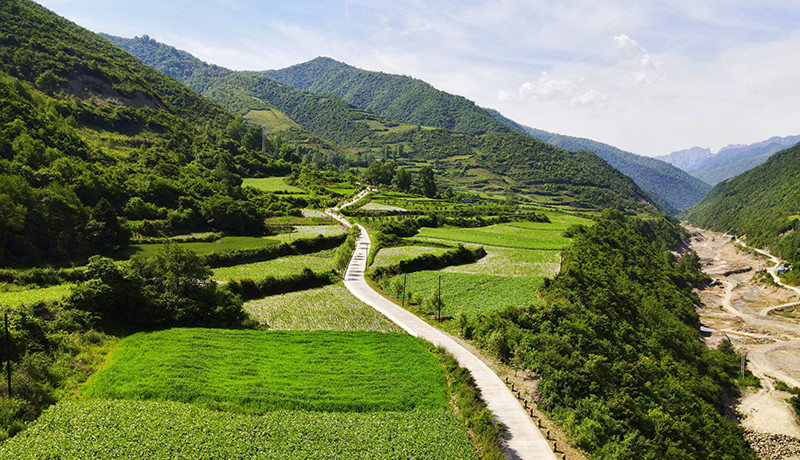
[372,245,452,268]
[271,224,345,242]
[121,236,281,259]
[0,283,73,306]
[0,399,477,460]
[79,328,447,413]
[212,249,336,281]
[415,218,587,250]
[242,176,306,193]
[245,283,400,332]
[243,108,302,134]
[443,246,559,277]
[359,201,408,212]
[382,271,542,318]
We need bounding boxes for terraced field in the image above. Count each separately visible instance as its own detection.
[212,249,337,281]
[0,399,477,460]
[272,224,345,242]
[443,246,559,277]
[372,245,452,268]
[122,236,281,259]
[245,283,400,332]
[242,176,306,193]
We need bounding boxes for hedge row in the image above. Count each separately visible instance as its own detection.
[224,268,337,301]
[206,234,347,268]
[132,232,224,244]
[370,245,486,281]
[0,267,86,287]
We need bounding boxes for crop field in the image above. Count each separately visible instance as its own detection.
[382,271,542,318]
[372,245,452,268]
[245,283,400,332]
[122,236,281,259]
[0,283,73,306]
[444,246,559,277]
[271,225,345,242]
[79,328,447,413]
[0,399,477,460]
[242,176,306,193]
[212,249,336,281]
[243,109,302,134]
[415,219,583,250]
[359,201,408,212]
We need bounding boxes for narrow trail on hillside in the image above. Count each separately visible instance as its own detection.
[687,227,800,459]
[327,191,557,460]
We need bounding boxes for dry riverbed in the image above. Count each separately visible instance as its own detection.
[687,227,800,459]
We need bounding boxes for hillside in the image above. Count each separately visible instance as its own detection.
[687,142,800,266]
[105,35,656,214]
[487,110,712,212]
[0,0,310,265]
[659,136,800,185]
[263,57,511,136]
[260,56,706,212]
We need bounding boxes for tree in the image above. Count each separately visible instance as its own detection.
[393,167,412,192]
[419,166,437,198]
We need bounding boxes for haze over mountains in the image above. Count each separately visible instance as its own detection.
[658,135,800,185]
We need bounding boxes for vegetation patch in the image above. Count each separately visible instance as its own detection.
[244,283,400,332]
[0,399,478,460]
[212,250,336,281]
[120,236,282,260]
[443,246,559,277]
[0,284,74,307]
[415,220,578,250]
[372,245,451,268]
[242,176,306,194]
[79,328,448,413]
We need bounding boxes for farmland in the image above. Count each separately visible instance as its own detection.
[79,328,448,413]
[381,271,543,318]
[0,283,74,306]
[242,176,306,194]
[245,283,400,332]
[414,219,583,250]
[212,249,336,281]
[271,224,345,242]
[0,399,478,460]
[121,236,281,259]
[443,246,559,277]
[372,245,452,268]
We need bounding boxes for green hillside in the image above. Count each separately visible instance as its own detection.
[487,110,712,212]
[687,142,800,266]
[263,56,511,136]
[105,35,655,213]
[0,0,317,265]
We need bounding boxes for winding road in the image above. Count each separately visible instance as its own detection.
[328,191,556,460]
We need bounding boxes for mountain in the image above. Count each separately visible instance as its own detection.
[687,142,800,266]
[105,35,657,214]
[261,56,707,212]
[656,147,712,172]
[0,0,305,265]
[262,57,511,136]
[659,136,800,185]
[487,110,712,212]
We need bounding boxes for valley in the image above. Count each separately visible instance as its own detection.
[688,227,800,459]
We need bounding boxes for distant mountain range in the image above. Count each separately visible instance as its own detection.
[658,136,800,185]
[263,57,709,212]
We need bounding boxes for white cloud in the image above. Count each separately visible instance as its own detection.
[613,33,641,51]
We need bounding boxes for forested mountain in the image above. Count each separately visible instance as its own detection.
[259,56,707,212]
[0,0,309,265]
[487,110,711,212]
[105,35,656,214]
[659,136,800,185]
[262,57,511,136]
[688,142,800,267]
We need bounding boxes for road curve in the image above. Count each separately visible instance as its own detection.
[342,223,556,460]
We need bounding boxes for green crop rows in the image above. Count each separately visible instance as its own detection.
[123,236,281,259]
[382,271,542,318]
[0,399,477,459]
[0,284,73,307]
[443,246,559,277]
[245,283,400,332]
[242,176,306,193]
[372,245,452,268]
[416,221,575,250]
[79,328,447,413]
[271,225,346,242]
[212,249,337,281]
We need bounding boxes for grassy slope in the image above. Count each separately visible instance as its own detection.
[79,328,448,412]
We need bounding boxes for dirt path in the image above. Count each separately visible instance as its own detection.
[687,227,800,458]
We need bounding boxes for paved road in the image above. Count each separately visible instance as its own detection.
[342,222,556,460]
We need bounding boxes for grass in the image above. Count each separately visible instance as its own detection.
[79,328,448,413]
[0,399,477,460]
[271,225,346,242]
[243,109,302,134]
[212,249,336,281]
[381,271,543,319]
[372,245,452,268]
[244,283,400,332]
[242,177,306,193]
[415,218,587,250]
[0,283,73,306]
[442,246,559,277]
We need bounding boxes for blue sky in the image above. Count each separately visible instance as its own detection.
[37,0,800,156]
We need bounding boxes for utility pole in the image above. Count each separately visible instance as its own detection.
[437,275,442,321]
[4,311,11,398]
[261,126,266,155]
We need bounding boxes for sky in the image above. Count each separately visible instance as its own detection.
[37,0,800,156]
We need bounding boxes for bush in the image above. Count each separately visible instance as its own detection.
[206,234,347,268]
[370,245,486,281]
[224,269,336,301]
